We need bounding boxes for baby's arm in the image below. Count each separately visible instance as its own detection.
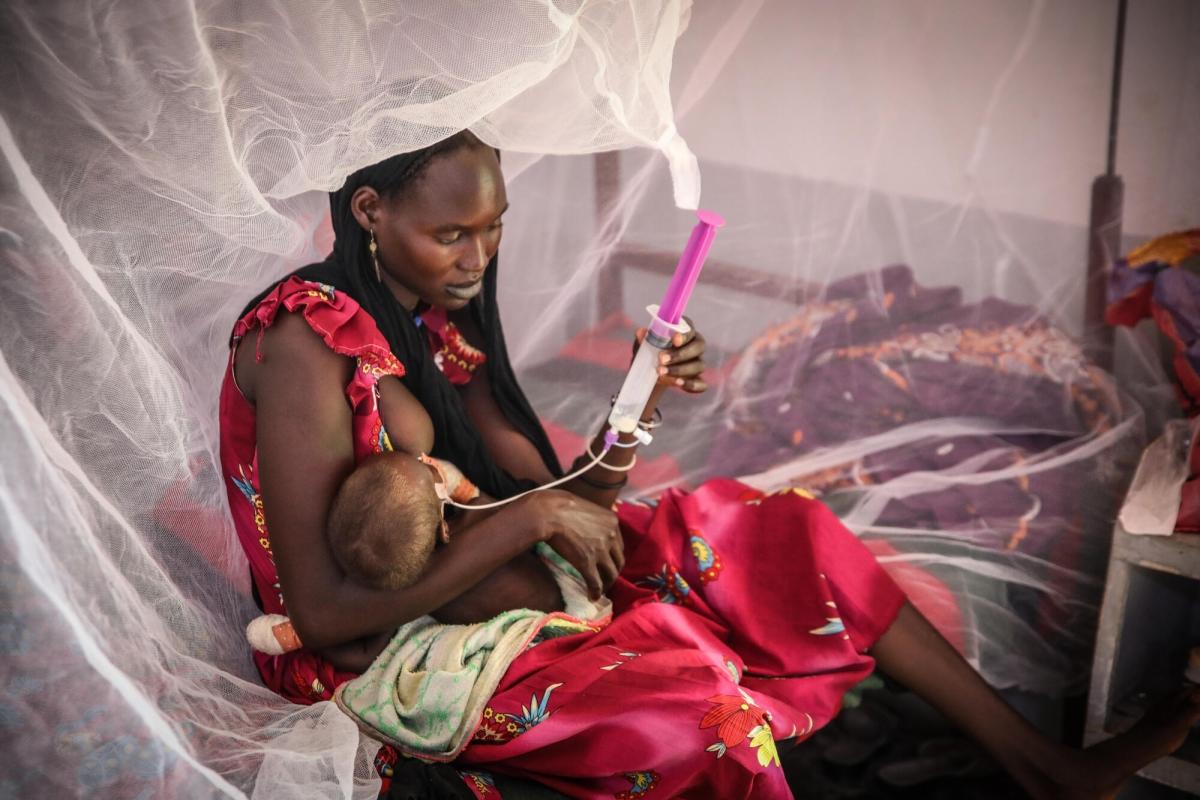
[246,613,392,673]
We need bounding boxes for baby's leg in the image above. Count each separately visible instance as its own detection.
[246,613,393,674]
[872,602,1200,799]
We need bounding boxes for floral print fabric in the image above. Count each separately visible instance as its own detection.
[219,280,906,799]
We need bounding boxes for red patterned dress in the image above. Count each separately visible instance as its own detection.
[219,277,906,799]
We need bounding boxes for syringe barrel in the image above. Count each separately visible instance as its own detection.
[608,209,724,435]
[607,334,665,433]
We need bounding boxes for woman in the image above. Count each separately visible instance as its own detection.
[219,132,1199,799]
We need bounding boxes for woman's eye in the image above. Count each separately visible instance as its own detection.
[436,231,462,245]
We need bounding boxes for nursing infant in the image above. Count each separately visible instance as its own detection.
[246,451,478,655]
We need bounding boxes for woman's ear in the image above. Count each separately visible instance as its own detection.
[349,186,381,232]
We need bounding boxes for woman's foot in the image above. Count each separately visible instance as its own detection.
[870,604,1200,800]
[1034,687,1200,800]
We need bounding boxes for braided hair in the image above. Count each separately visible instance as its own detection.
[242,133,562,499]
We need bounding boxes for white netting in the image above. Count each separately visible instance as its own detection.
[1,0,1196,797]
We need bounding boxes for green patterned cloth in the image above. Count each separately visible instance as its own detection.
[335,543,609,760]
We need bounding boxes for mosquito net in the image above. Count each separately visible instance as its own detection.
[1,0,1195,797]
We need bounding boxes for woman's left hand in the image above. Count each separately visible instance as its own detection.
[635,315,708,395]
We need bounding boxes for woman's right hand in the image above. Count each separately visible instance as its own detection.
[517,489,623,600]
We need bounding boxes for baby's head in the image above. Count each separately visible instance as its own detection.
[328,452,446,590]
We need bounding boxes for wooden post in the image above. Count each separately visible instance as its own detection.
[1084,0,1128,371]
[1085,174,1122,370]
[593,152,623,320]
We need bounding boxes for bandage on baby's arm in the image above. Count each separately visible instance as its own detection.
[246,614,303,655]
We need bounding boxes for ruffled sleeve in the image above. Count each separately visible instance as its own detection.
[232,276,405,384]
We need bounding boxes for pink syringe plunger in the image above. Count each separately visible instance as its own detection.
[607,209,725,436]
[655,209,726,328]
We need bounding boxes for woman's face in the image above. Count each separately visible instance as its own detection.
[366,145,507,311]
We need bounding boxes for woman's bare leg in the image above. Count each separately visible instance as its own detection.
[871,602,1200,799]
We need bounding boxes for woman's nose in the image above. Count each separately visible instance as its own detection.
[461,235,489,273]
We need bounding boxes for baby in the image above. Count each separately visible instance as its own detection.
[246,451,479,655]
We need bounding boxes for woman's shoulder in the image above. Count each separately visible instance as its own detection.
[232,276,348,342]
[233,275,405,379]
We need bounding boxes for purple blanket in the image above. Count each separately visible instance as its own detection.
[712,265,1142,682]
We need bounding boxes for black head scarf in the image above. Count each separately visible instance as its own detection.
[239,134,562,499]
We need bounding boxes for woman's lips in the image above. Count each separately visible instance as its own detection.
[444,279,483,300]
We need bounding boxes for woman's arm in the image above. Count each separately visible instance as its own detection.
[251,312,545,649]
[250,311,622,647]
[460,362,650,509]
[569,322,709,506]
[459,317,708,511]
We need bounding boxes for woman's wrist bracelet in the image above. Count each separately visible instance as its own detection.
[578,473,629,490]
[586,441,637,472]
[609,396,663,431]
[638,406,663,431]
[570,453,630,488]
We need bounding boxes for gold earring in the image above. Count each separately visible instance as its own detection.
[369,227,381,283]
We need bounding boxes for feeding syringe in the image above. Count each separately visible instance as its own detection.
[607,209,725,436]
